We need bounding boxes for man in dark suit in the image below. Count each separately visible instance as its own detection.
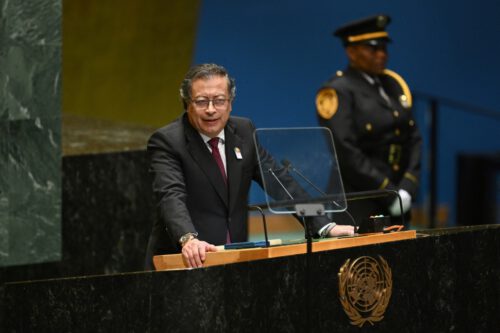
[146,63,354,269]
[316,15,422,226]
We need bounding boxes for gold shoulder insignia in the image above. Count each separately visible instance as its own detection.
[383,69,412,109]
[316,88,338,119]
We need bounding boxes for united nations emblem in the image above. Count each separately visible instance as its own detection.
[338,256,392,327]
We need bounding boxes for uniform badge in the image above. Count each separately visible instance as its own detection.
[316,88,339,119]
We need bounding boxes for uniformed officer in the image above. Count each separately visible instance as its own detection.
[316,14,422,226]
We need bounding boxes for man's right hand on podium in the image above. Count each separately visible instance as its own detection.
[182,238,218,268]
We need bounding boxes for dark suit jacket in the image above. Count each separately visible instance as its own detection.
[144,114,332,269]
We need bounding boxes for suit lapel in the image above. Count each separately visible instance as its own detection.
[183,115,229,207]
[225,120,245,214]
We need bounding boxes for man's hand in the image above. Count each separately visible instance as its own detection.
[182,238,217,268]
[328,224,355,237]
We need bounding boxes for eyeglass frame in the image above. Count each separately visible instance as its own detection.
[190,97,231,110]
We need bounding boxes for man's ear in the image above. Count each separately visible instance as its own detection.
[345,45,357,62]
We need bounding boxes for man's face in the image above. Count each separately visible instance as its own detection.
[187,75,232,138]
[346,43,388,75]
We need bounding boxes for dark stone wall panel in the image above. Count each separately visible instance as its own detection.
[4,118,61,266]
[0,150,155,283]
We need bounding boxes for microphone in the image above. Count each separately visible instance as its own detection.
[267,167,294,200]
[266,167,314,253]
[281,159,344,210]
[280,159,357,230]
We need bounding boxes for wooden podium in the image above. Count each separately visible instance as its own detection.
[153,230,416,270]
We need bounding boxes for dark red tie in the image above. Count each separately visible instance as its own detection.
[208,137,227,184]
[208,137,231,243]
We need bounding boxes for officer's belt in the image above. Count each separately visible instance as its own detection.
[388,144,402,165]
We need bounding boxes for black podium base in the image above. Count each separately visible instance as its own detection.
[2,225,500,332]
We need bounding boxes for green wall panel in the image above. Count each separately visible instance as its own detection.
[0,0,62,266]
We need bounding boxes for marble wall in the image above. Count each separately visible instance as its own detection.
[0,0,61,266]
[0,150,155,292]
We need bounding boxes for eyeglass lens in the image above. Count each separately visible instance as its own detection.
[193,98,228,109]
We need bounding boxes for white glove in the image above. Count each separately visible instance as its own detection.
[388,189,412,216]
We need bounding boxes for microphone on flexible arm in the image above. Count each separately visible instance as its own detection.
[267,167,294,200]
[282,159,343,210]
[266,167,314,253]
[280,159,358,232]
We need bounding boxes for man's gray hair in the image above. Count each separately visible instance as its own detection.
[180,63,236,110]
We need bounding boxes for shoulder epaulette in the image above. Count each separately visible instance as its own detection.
[383,69,412,108]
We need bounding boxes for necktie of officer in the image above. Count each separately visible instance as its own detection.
[208,137,231,243]
[208,137,227,184]
[373,76,392,106]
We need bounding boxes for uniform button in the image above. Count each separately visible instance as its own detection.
[365,123,372,131]
[336,70,343,77]
[395,128,400,136]
[393,164,400,171]
[409,120,415,126]
[393,111,399,117]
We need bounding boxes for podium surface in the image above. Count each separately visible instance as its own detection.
[154,230,416,270]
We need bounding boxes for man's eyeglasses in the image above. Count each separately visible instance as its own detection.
[191,98,229,110]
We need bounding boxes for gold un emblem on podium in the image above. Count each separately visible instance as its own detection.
[338,256,393,327]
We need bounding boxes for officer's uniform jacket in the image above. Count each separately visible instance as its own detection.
[316,66,422,214]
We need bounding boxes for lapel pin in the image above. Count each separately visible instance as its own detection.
[234,147,243,160]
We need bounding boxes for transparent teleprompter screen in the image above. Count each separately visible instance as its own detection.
[253,127,346,215]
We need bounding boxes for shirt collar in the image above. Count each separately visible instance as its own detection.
[200,130,225,145]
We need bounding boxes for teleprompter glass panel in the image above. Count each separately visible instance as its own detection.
[253,127,346,215]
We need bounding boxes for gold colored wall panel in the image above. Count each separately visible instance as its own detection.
[63,0,200,127]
